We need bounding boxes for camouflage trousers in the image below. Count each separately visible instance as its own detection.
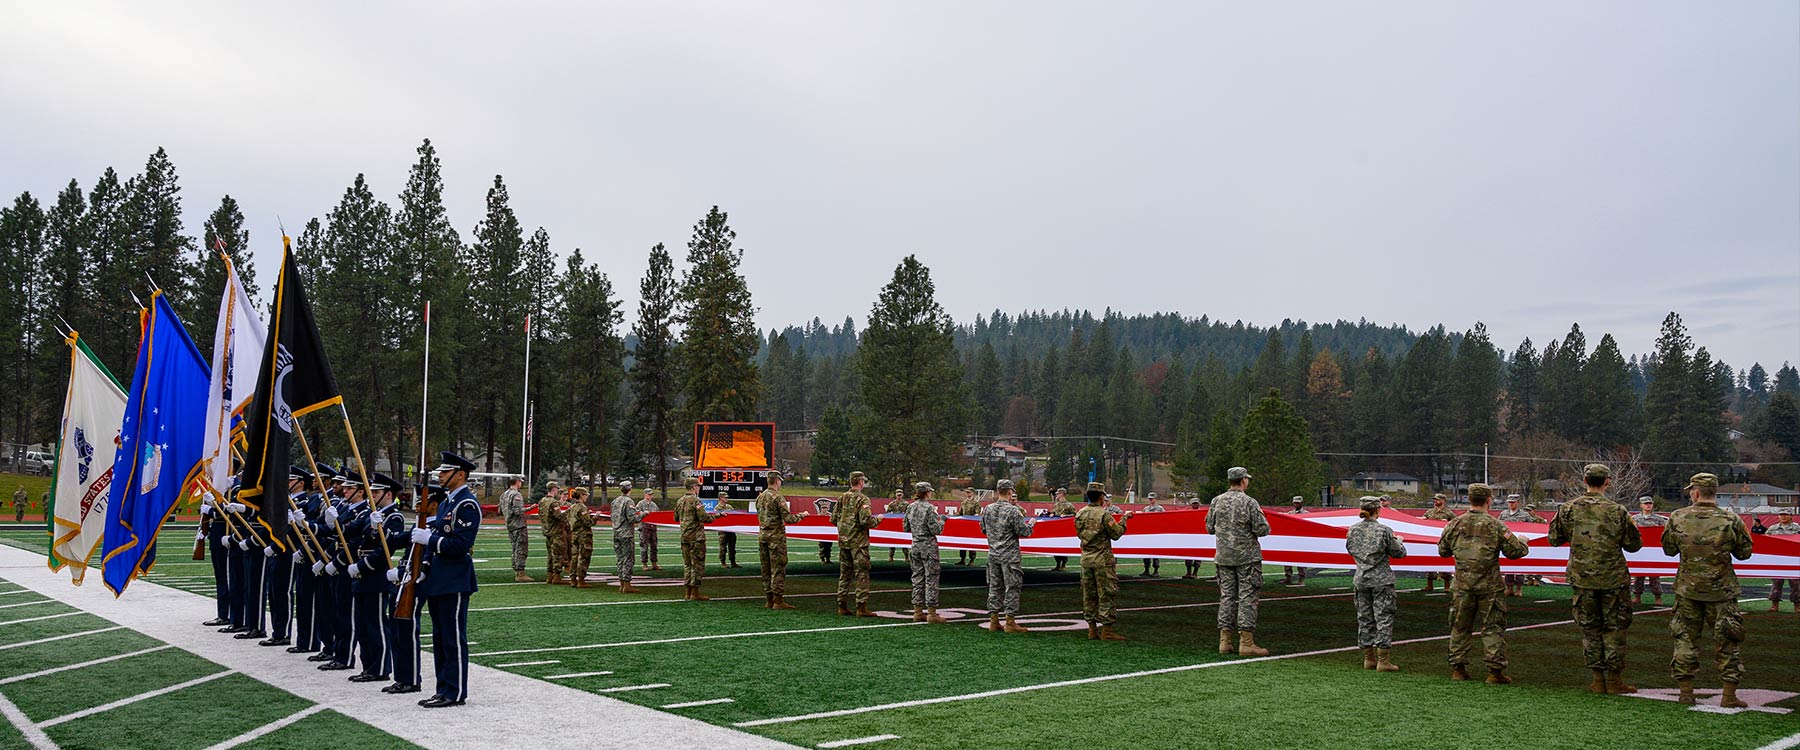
[1571,586,1633,671]
[836,540,872,605]
[1631,576,1663,597]
[1351,585,1396,647]
[718,532,738,566]
[1081,557,1120,626]
[759,537,789,596]
[1770,579,1800,603]
[568,530,593,582]
[1215,564,1262,631]
[985,551,1025,616]
[908,539,941,609]
[680,536,707,586]
[506,522,528,571]
[639,524,658,566]
[1448,590,1509,670]
[613,534,635,583]
[543,528,569,579]
[1669,596,1745,683]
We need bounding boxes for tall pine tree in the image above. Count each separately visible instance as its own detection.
[856,256,963,488]
[677,207,760,428]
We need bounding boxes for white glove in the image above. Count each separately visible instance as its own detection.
[348,563,362,579]
[195,530,204,541]
[311,561,325,575]
[386,568,400,583]
[200,504,212,517]
[292,551,303,563]
[410,527,432,545]
[323,511,338,529]
[324,562,338,576]
[226,502,246,513]
[288,510,304,524]
[263,546,275,558]
[237,539,250,550]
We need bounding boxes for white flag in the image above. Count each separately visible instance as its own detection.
[48,334,128,584]
[203,255,266,495]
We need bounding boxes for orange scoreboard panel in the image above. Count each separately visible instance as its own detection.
[693,422,775,470]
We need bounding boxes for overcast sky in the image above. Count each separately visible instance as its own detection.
[3,2,1796,369]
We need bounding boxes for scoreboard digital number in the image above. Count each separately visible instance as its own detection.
[697,469,769,502]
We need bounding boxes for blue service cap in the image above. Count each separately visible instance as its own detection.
[434,451,476,473]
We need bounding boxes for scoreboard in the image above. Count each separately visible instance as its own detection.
[696,469,769,502]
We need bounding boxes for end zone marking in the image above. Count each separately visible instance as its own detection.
[494,660,561,668]
[40,669,237,728]
[598,683,671,693]
[0,626,125,651]
[545,671,615,680]
[201,705,328,750]
[0,645,176,685]
[663,698,735,709]
[818,735,900,748]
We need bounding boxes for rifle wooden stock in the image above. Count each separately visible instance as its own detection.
[392,491,439,620]
[193,512,208,560]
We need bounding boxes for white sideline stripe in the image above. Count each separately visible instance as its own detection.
[0,589,41,597]
[735,607,1682,728]
[201,705,328,750]
[474,622,925,657]
[0,612,86,627]
[663,698,735,709]
[494,660,561,668]
[0,645,175,685]
[0,600,56,611]
[545,671,615,680]
[0,626,125,651]
[1756,731,1800,750]
[598,683,670,693]
[39,669,237,727]
[469,580,1092,614]
[818,736,900,748]
[0,688,57,750]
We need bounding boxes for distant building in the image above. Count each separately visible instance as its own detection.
[963,441,1028,468]
[1342,472,1421,495]
[1716,482,1800,511]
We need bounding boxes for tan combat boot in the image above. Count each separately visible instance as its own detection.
[911,610,926,622]
[988,613,1001,632]
[1587,669,1607,694]
[682,585,693,601]
[1087,624,1100,640]
[513,571,533,583]
[1219,631,1237,655]
[1002,615,1030,634]
[771,595,796,610]
[837,599,852,616]
[854,603,875,618]
[764,594,775,609]
[691,587,710,601]
[1361,647,1376,670]
[1099,625,1126,641]
[1237,630,1269,657]
[1485,669,1512,685]
[1676,679,1695,705]
[618,583,639,594]
[1721,683,1748,709]
[1375,649,1400,673]
[926,608,947,624]
[1450,665,1470,681]
[1607,670,1637,694]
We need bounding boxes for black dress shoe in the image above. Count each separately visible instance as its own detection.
[348,673,387,683]
[306,653,334,662]
[218,625,244,634]
[233,630,266,640]
[258,637,291,647]
[285,646,316,654]
[418,696,464,708]
[318,662,353,671]
[203,618,230,627]
[382,683,421,694]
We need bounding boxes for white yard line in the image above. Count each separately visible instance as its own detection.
[39,669,237,728]
[663,698,735,709]
[0,600,56,611]
[200,705,328,750]
[0,688,57,750]
[0,626,125,652]
[0,589,42,597]
[494,660,561,668]
[0,544,799,750]
[818,735,901,748]
[469,580,1092,614]
[598,683,671,693]
[545,671,615,680]
[1756,731,1800,750]
[474,622,926,657]
[0,612,86,627]
[0,645,175,685]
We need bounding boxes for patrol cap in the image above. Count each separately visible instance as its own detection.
[1226,467,1251,481]
[995,479,1015,493]
[1468,483,1493,501]
[1146,492,1157,500]
[1584,463,1611,480]
[1638,496,1654,505]
[1779,509,1794,516]
[1358,496,1382,513]
[848,471,867,484]
[619,479,633,489]
[1683,473,1717,490]
[287,465,313,483]
[434,451,476,473]
[368,473,401,493]
[914,482,933,494]
[1086,481,1105,493]
[1291,495,1304,504]
[1433,493,1447,501]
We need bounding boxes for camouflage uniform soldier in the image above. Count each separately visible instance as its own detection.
[1283,496,1309,585]
[1182,498,1205,578]
[1139,494,1165,577]
[886,490,908,561]
[499,478,532,582]
[980,479,1036,633]
[1421,494,1455,592]
[1766,510,1799,612]
[566,488,596,588]
[1497,496,1535,597]
[1075,482,1132,640]
[716,493,740,568]
[636,490,661,570]
[1629,497,1668,605]
[11,486,25,522]
[1347,496,1407,672]
[903,482,947,623]
[1547,463,1644,695]
[1050,489,1076,570]
[538,486,570,584]
[610,482,645,593]
[1439,483,1530,683]
[1662,473,1755,707]
[831,472,879,616]
[813,497,836,564]
[1208,467,1272,657]
[956,488,982,566]
[756,473,806,609]
[674,478,717,601]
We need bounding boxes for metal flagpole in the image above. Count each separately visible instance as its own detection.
[419,301,431,492]
[519,313,531,484]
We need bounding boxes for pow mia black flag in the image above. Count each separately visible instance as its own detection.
[237,237,341,542]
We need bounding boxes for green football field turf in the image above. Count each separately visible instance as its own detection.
[1,523,1795,750]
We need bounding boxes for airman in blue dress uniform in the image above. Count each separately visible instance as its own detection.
[415,451,481,708]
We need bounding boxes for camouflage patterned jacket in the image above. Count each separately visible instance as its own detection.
[1630,511,1667,528]
[885,498,908,515]
[756,490,802,539]
[609,494,644,540]
[1205,489,1270,567]
[1422,506,1455,521]
[903,499,943,541]
[1052,498,1076,517]
[1547,491,1642,589]
[1345,517,1407,588]
[1438,510,1530,595]
[1074,505,1127,565]
[1497,508,1537,523]
[979,500,1035,558]
[673,493,715,543]
[830,491,878,544]
[1661,504,1754,602]
[1767,522,1800,535]
[567,499,594,535]
[958,496,981,516]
